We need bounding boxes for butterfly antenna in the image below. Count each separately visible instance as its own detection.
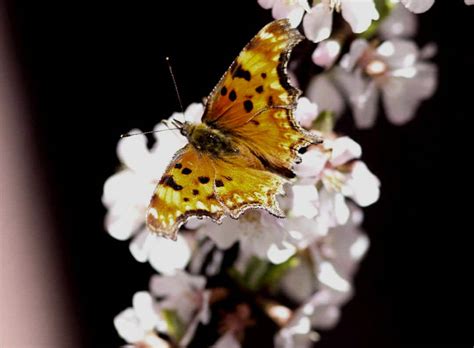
[166,57,186,121]
[120,128,179,138]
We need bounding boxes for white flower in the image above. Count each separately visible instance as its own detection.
[378,4,417,39]
[150,271,210,346]
[103,103,204,271]
[335,38,437,128]
[199,210,297,265]
[303,0,379,43]
[258,0,311,27]
[466,0,474,5]
[114,291,167,344]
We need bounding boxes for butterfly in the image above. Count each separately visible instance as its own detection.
[147,19,321,240]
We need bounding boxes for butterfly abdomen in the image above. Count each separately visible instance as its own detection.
[185,123,238,157]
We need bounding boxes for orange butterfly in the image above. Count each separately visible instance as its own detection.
[147,19,321,240]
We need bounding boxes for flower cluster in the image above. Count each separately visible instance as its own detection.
[102,1,459,346]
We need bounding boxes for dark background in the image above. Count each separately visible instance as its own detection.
[3,0,472,347]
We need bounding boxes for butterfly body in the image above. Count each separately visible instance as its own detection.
[180,122,238,157]
[147,19,322,240]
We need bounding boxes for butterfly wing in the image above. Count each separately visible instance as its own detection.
[202,19,302,129]
[146,145,225,240]
[199,19,320,218]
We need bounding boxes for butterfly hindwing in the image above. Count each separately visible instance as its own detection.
[146,145,225,240]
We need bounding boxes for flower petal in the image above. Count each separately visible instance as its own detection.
[272,0,306,27]
[344,161,380,207]
[303,3,333,43]
[329,136,362,167]
[401,0,434,13]
[295,97,318,128]
[306,74,345,116]
[312,39,341,68]
[382,62,437,125]
[341,0,379,33]
[378,4,417,39]
[147,235,192,275]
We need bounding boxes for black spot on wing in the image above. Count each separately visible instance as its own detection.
[233,64,251,81]
[256,85,264,93]
[244,100,253,113]
[184,197,189,202]
[220,86,227,96]
[160,175,183,191]
[261,72,267,79]
[192,189,199,196]
[229,90,237,101]
[182,168,192,175]
[198,176,210,184]
[174,163,182,169]
[215,179,224,187]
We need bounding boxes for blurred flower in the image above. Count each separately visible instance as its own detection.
[103,103,203,271]
[466,0,474,5]
[150,271,211,346]
[312,39,342,68]
[303,0,379,43]
[257,0,310,27]
[334,38,437,128]
[306,74,345,117]
[114,291,167,346]
[378,3,417,39]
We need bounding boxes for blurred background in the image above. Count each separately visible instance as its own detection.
[1,0,472,347]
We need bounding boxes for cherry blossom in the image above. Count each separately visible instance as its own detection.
[303,0,379,43]
[257,0,311,27]
[334,38,437,127]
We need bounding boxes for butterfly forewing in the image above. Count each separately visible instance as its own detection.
[202,19,303,129]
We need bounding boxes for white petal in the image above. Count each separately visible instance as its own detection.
[280,260,315,302]
[312,39,341,68]
[272,0,306,27]
[132,291,160,331]
[258,0,276,10]
[295,97,318,128]
[318,261,351,292]
[401,0,434,13]
[378,4,417,39]
[310,305,340,329]
[129,230,152,263]
[303,3,333,43]
[341,0,379,33]
[105,209,144,241]
[306,74,345,116]
[378,39,419,69]
[117,131,153,172]
[267,242,297,264]
[334,193,350,225]
[150,271,205,297]
[147,235,192,275]
[212,332,241,348]
[382,62,437,125]
[329,136,362,167]
[335,69,379,129]
[200,219,239,250]
[466,0,474,5]
[290,184,319,218]
[184,103,205,123]
[340,39,369,71]
[345,161,380,207]
[114,308,146,343]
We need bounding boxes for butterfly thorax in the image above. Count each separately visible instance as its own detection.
[181,122,238,157]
